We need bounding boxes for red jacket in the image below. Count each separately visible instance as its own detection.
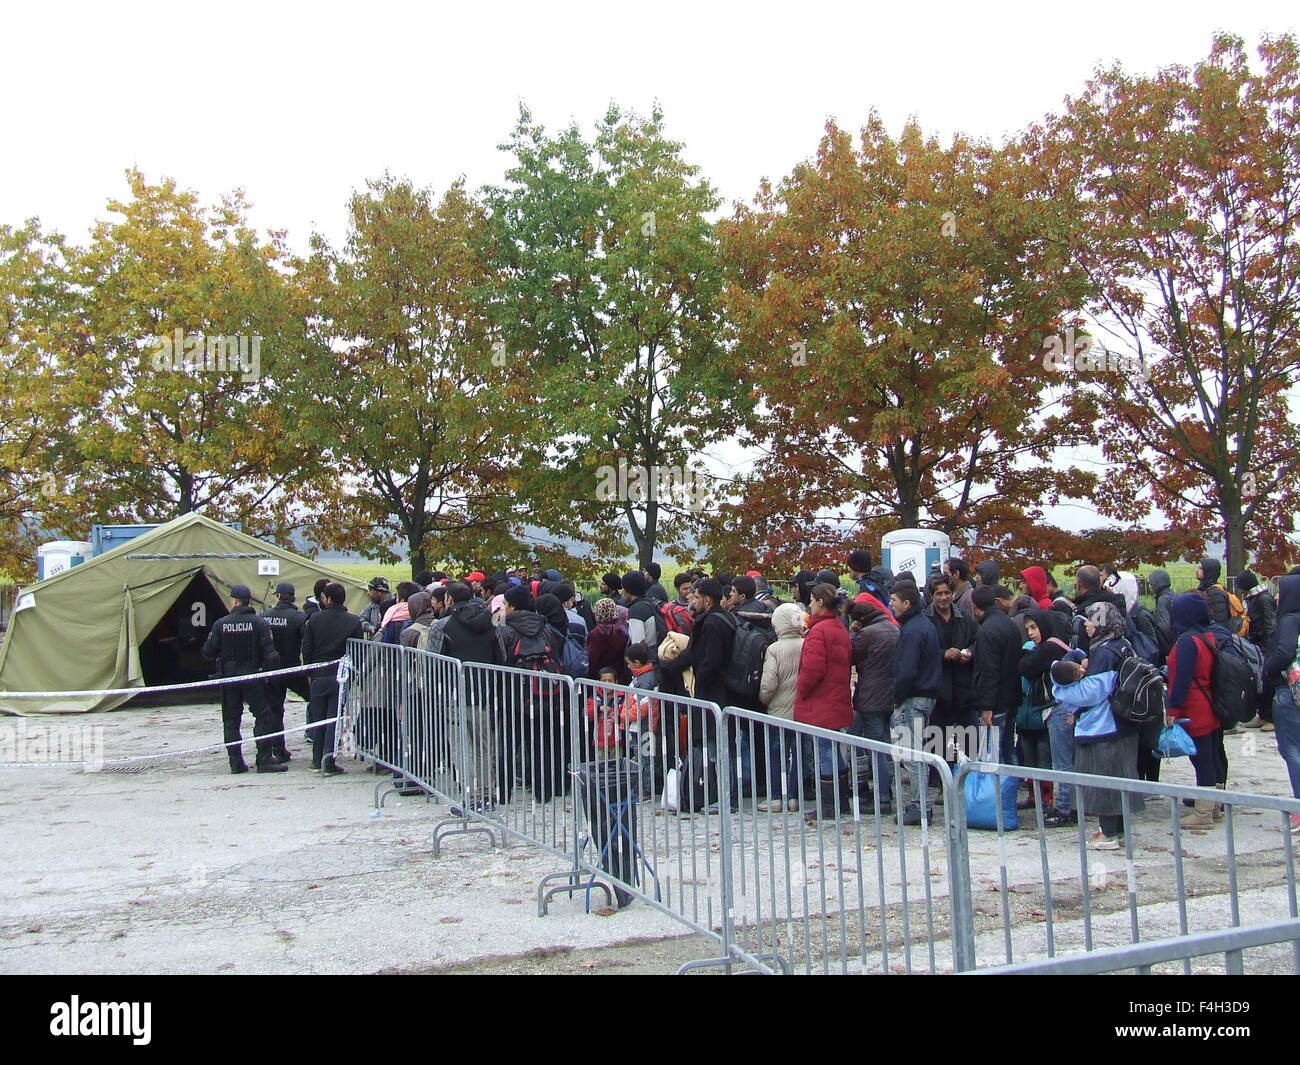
[1020,567,1053,610]
[1167,632,1218,738]
[794,612,853,730]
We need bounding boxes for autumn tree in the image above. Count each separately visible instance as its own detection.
[712,116,1093,572]
[1042,34,1300,573]
[69,170,307,539]
[292,177,522,576]
[0,220,98,575]
[484,104,730,568]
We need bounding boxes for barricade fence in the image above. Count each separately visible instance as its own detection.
[337,639,1300,975]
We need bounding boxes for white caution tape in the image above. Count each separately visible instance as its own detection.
[0,659,345,700]
[0,717,342,771]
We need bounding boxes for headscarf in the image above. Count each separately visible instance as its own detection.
[594,597,619,625]
[535,593,568,634]
[1085,600,1125,642]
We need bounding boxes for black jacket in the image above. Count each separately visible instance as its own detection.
[1018,609,1071,708]
[263,601,306,666]
[442,598,501,665]
[301,603,364,674]
[202,605,280,676]
[1246,586,1277,650]
[893,602,942,705]
[659,605,736,708]
[1262,576,1300,689]
[973,606,1023,716]
[924,602,977,709]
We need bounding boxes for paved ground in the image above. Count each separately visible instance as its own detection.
[1,700,1296,974]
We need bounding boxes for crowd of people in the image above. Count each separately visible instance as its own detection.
[211,553,1300,853]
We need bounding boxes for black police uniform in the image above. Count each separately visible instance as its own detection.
[262,599,308,758]
[202,605,281,771]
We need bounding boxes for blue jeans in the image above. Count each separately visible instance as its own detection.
[1273,687,1300,799]
[1046,706,1075,814]
[852,711,894,802]
[891,696,935,812]
[814,735,842,778]
[765,725,801,800]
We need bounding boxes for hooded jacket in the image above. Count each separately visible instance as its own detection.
[1104,571,1140,614]
[1244,581,1277,650]
[850,608,900,716]
[1262,575,1300,690]
[441,597,500,665]
[586,617,631,684]
[399,592,436,649]
[1197,557,1232,628]
[1019,567,1053,610]
[1018,607,1071,709]
[495,609,553,668]
[794,611,854,731]
[1166,593,1218,738]
[893,601,942,705]
[760,603,805,721]
[974,560,1001,588]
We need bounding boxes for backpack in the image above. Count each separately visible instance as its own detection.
[553,625,590,680]
[1213,585,1250,637]
[1128,603,1162,665]
[1108,650,1166,726]
[659,600,694,636]
[1288,644,1300,704]
[724,619,777,703]
[1193,632,1261,725]
[506,627,565,696]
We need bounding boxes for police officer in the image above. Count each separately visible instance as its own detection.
[202,584,284,774]
[301,581,364,775]
[262,581,307,763]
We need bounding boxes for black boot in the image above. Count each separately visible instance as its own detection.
[229,755,249,775]
[805,777,839,822]
[321,755,346,776]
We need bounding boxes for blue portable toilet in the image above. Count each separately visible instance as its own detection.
[881,528,952,583]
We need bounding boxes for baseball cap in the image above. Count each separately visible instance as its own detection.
[230,584,251,600]
[275,581,295,598]
[467,571,486,582]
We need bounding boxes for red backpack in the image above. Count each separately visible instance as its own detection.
[659,601,694,636]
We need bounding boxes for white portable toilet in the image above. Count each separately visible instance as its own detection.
[881,528,951,582]
[37,540,93,580]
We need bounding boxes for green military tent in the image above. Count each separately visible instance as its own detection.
[0,513,369,715]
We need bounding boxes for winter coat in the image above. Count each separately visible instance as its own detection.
[973,606,1023,716]
[760,604,805,721]
[1018,608,1071,709]
[1197,557,1233,629]
[202,604,280,676]
[1166,593,1218,738]
[1262,575,1300,689]
[300,603,364,673]
[794,611,853,731]
[974,560,1001,588]
[587,620,631,684]
[440,598,500,665]
[893,602,942,705]
[850,613,899,715]
[924,602,977,709]
[1246,585,1277,650]
[262,600,306,666]
[626,595,661,651]
[659,605,736,709]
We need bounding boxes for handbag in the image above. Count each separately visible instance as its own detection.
[1153,719,1196,759]
[960,728,1019,830]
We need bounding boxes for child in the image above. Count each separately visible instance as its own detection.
[624,643,660,792]
[584,666,624,759]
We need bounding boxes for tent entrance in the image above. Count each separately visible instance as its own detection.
[136,572,229,698]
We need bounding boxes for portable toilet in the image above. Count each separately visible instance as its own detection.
[37,540,93,579]
[881,528,951,582]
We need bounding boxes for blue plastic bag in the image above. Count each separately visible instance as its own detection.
[1154,719,1196,759]
[962,729,1019,830]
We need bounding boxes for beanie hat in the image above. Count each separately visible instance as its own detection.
[847,549,873,573]
[1235,570,1258,592]
[622,571,648,597]
[503,586,533,610]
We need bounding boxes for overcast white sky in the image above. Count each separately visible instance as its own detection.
[4,0,1296,542]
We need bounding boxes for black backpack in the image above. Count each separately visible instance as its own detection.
[1193,633,1263,725]
[506,627,565,697]
[1109,649,1166,726]
[724,619,776,703]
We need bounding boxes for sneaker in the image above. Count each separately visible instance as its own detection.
[1242,716,1264,729]
[1289,814,1300,835]
[1043,810,1078,828]
[1261,721,1276,732]
[256,762,289,774]
[1222,723,1242,735]
[1088,831,1122,850]
[321,760,346,776]
[786,798,800,812]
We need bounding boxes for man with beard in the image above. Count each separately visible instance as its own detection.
[924,574,978,767]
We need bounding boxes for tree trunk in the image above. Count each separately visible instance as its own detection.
[1223,504,1247,577]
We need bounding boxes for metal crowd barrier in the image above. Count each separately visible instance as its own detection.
[337,639,1300,976]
